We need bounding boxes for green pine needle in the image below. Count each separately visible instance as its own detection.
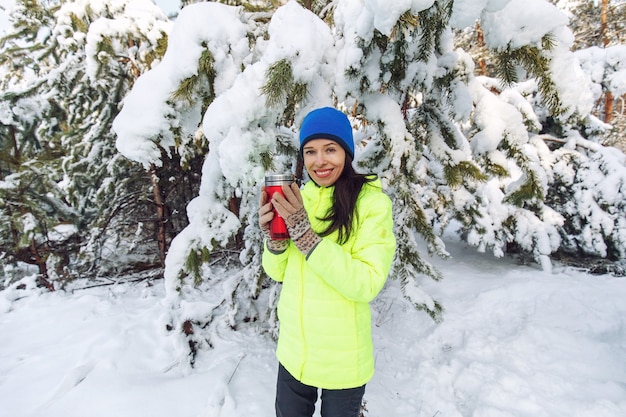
[444,161,488,188]
[261,59,294,107]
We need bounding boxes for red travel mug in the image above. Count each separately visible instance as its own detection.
[265,173,294,240]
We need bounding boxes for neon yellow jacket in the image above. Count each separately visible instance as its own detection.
[262,179,396,389]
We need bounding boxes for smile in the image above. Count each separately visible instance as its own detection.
[315,169,333,177]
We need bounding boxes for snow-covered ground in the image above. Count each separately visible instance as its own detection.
[1,232,625,417]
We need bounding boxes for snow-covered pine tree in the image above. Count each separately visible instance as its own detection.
[558,0,626,151]
[0,88,74,287]
[454,0,626,264]
[52,0,176,274]
[114,0,626,364]
[542,135,626,259]
[0,0,172,282]
[0,0,77,285]
[541,39,626,262]
[115,1,295,364]
[559,0,626,49]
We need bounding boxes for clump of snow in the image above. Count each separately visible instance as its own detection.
[113,2,246,168]
[450,0,511,29]
[576,44,626,101]
[469,77,529,154]
[481,0,568,49]
[361,0,429,36]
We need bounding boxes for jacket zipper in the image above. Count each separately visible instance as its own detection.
[298,185,331,380]
[298,257,306,380]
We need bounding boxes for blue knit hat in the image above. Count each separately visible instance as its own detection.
[299,107,354,159]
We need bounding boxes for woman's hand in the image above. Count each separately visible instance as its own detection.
[271,183,321,255]
[270,183,303,221]
[259,186,288,253]
[258,187,274,235]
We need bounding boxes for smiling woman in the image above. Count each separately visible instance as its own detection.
[299,107,353,188]
[302,139,346,187]
[259,107,397,417]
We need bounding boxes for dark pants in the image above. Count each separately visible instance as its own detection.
[275,363,366,417]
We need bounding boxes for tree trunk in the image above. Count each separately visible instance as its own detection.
[228,194,243,247]
[604,91,614,123]
[150,163,168,267]
[30,239,54,291]
[600,0,613,123]
[295,156,304,183]
[601,0,609,47]
[476,22,487,76]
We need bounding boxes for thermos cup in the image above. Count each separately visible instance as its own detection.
[265,173,294,240]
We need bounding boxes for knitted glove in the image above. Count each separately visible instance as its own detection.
[260,219,289,254]
[285,207,321,256]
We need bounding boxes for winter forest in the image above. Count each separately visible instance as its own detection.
[1,0,626,411]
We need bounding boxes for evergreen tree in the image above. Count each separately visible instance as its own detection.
[0,0,172,283]
[554,0,626,150]
[0,0,74,284]
[456,0,626,263]
[558,0,626,49]
[542,135,626,260]
[115,1,284,362]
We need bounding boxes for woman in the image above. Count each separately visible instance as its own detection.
[259,107,396,417]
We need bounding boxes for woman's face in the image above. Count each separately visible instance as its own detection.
[302,138,346,187]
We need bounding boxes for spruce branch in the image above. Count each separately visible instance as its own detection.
[393,10,420,37]
[444,161,488,188]
[494,35,566,116]
[69,12,88,33]
[172,75,199,103]
[143,32,169,69]
[261,58,308,116]
[261,58,293,107]
[416,0,453,61]
[504,170,545,208]
[391,219,444,322]
[184,246,212,287]
[261,59,293,107]
[500,140,545,207]
[259,151,274,171]
[241,1,275,13]
[481,157,510,178]
[171,49,216,105]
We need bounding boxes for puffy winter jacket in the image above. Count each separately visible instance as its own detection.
[262,178,396,389]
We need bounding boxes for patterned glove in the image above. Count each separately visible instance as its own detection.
[261,220,289,254]
[285,207,321,256]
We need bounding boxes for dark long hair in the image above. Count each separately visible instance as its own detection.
[318,157,376,244]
